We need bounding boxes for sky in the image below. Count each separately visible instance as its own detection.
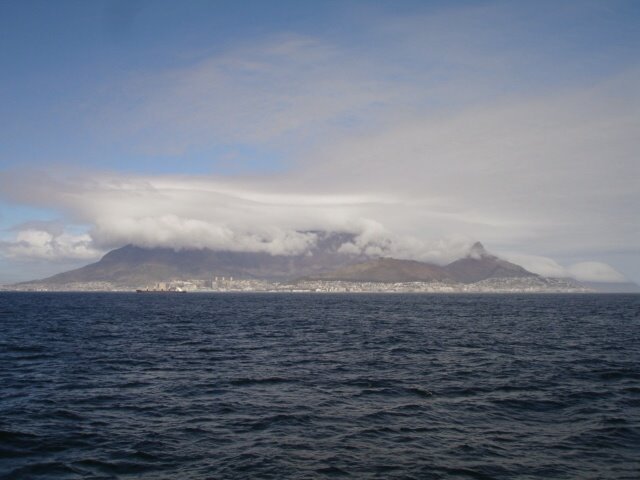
[0,0,639,284]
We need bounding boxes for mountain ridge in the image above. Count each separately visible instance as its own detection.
[305,257,454,283]
[18,238,540,287]
[11,237,637,292]
[445,241,536,283]
[304,242,538,284]
[22,232,367,286]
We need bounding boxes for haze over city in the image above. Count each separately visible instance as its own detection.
[1,0,638,284]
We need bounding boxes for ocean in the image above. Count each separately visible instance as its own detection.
[0,292,638,479]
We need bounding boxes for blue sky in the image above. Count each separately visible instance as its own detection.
[1,0,639,283]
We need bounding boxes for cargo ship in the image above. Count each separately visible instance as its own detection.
[135,288,187,293]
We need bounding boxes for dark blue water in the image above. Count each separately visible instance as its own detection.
[1,293,639,479]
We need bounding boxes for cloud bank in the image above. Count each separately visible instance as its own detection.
[0,169,630,283]
[503,253,627,283]
[2,229,101,262]
[0,172,476,265]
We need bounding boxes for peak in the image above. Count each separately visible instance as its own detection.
[468,241,488,259]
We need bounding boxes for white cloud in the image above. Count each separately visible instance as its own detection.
[566,262,627,283]
[2,229,103,262]
[503,253,627,283]
[0,172,478,263]
[502,253,568,278]
[337,224,472,264]
[91,215,319,256]
[74,14,638,268]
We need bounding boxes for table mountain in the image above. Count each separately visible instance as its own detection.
[26,232,367,287]
[18,236,587,289]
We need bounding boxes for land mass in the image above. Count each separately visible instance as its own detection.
[4,236,638,293]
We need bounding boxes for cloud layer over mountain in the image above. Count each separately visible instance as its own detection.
[0,2,638,283]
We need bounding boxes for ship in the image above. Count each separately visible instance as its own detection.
[135,288,187,293]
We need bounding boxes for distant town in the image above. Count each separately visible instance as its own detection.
[3,275,592,293]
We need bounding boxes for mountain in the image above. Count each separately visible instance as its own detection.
[444,242,536,283]
[26,232,367,287]
[17,236,616,292]
[306,257,454,283]
[305,242,538,284]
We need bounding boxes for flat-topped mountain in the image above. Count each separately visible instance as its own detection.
[25,232,367,287]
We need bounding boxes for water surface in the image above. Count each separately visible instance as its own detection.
[1,293,639,479]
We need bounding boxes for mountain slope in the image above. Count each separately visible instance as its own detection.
[305,242,538,284]
[33,232,366,286]
[306,257,453,283]
[445,242,536,283]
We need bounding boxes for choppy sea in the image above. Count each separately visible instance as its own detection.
[1,292,639,479]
